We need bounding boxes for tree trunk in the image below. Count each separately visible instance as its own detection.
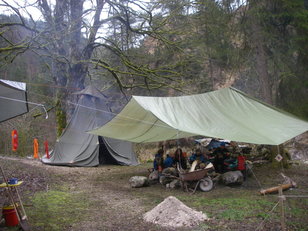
[251,22,273,105]
[248,0,273,105]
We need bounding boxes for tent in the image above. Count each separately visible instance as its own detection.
[89,87,308,145]
[42,85,138,167]
[0,79,28,122]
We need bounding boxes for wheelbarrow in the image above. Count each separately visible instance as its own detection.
[178,163,214,193]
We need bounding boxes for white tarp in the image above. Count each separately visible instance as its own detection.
[89,87,308,145]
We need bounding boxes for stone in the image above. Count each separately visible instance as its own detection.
[162,167,177,176]
[148,170,159,181]
[129,176,149,188]
[159,175,173,185]
[160,167,178,185]
[221,171,243,186]
[166,179,181,189]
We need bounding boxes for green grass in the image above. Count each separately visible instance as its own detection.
[182,196,276,221]
[27,189,89,231]
[285,198,308,231]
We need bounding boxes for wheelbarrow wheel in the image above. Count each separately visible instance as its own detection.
[199,177,213,192]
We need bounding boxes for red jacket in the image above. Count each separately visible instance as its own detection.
[237,155,246,171]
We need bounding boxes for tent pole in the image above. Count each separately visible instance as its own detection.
[277,145,284,171]
[176,129,181,166]
[176,129,179,147]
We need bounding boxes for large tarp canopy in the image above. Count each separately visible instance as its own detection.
[0,79,28,122]
[89,87,308,145]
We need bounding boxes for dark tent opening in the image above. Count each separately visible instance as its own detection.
[98,136,118,165]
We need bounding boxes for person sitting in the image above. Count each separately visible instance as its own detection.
[189,148,209,170]
[173,148,188,170]
[213,144,229,173]
[237,153,246,180]
[153,148,164,174]
[224,154,238,171]
[163,151,174,169]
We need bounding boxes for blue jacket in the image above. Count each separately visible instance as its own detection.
[163,155,174,168]
[189,154,207,163]
[153,154,164,170]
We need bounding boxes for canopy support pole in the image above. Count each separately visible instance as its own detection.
[277,145,284,172]
[176,129,180,147]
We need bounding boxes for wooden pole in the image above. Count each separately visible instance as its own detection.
[0,163,22,222]
[259,183,293,195]
[279,185,286,231]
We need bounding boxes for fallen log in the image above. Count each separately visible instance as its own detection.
[252,160,269,165]
[259,183,295,195]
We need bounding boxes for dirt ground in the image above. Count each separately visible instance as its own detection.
[0,156,307,231]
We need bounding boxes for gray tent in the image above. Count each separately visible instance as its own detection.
[42,85,138,167]
[0,79,28,122]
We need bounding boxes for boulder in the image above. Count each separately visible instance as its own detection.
[160,167,178,185]
[129,176,149,188]
[166,179,181,189]
[221,171,243,186]
[162,167,177,176]
[148,170,159,182]
[159,176,174,185]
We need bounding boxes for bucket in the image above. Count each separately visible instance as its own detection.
[2,206,19,227]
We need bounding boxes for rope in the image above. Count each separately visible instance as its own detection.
[0,96,48,119]
[0,96,44,107]
[0,94,171,129]
[26,88,180,130]
[28,105,41,113]
[284,195,308,198]
[66,100,173,129]
[26,89,176,130]
[255,201,279,231]
[250,166,263,190]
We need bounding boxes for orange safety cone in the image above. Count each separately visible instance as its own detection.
[11,130,18,151]
[33,138,39,159]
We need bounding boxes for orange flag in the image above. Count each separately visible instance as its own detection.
[33,138,39,159]
[11,130,18,151]
[44,140,49,159]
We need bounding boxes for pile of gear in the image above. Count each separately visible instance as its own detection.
[147,139,253,191]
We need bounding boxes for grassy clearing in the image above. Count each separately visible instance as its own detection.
[285,198,308,231]
[27,188,89,231]
[187,197,276,220]
[122,163,308,230]
[1,158,307,230]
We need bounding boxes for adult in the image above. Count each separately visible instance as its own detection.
[189,148,208,169]
[173,148,188,170]
[213,143,229,173]
[153,148,164,173]
[163,152,174,168]
[237,153,246,180]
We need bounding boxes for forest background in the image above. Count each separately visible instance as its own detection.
[0,0,307,159]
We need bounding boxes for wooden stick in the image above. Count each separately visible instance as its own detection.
[0,164,22,222]
[13,186,27,220]
[0,164,31,231]
[279,185,286,231]
[259,183,293,195]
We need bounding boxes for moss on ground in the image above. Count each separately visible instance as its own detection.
[27,189,89,231]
